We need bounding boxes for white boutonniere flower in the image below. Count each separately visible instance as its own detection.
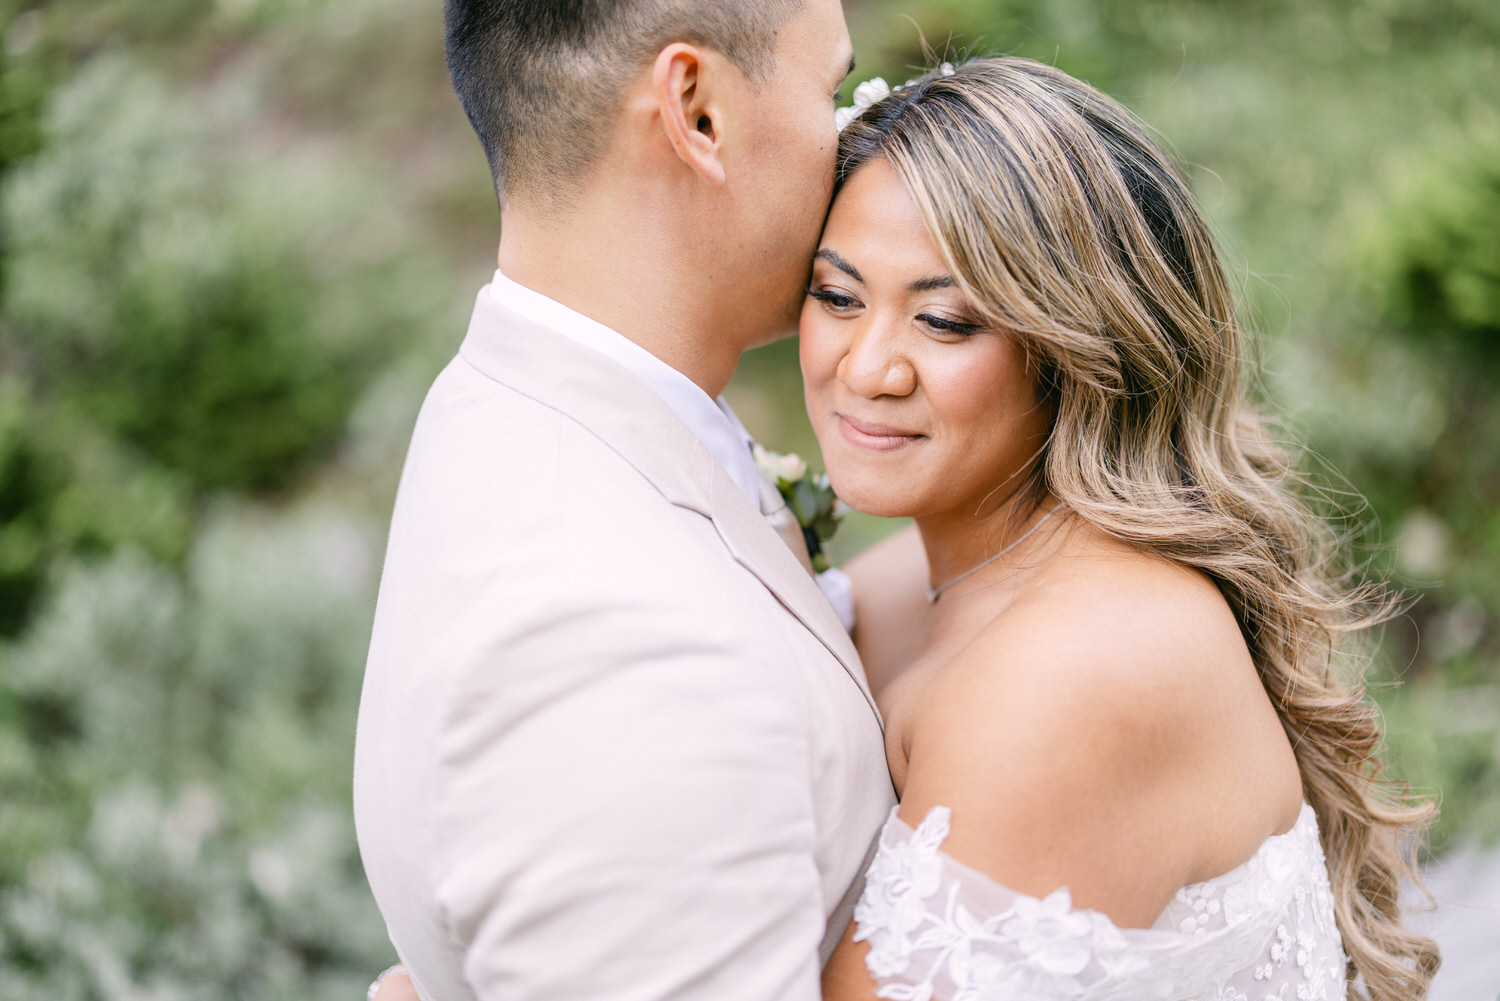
[753,442,807,484]
[753,444,844,573]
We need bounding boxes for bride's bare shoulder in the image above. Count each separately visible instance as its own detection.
[896,538,1297,925]
[844,523,929,695]
[935,539,1256,750]
[1013,537,1249,673]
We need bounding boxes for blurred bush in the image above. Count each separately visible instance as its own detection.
[3,55,378,493]
[0,505,390,999]
[1347,121,1500,627]
[0,378,190,636]
[1370,130,1500,364]
[0,1,469,992]
[0,7,461,625]
[1341,121,1500,841]
[0,7,48,175]
[0,379,60,635]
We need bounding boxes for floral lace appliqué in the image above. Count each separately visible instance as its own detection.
[853,804,1347,1001]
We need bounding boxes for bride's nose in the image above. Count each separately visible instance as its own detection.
[836,320,916,399]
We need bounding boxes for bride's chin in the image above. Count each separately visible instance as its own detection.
[826,475,919,521]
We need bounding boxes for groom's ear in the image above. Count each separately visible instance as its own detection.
[651,43,727,187]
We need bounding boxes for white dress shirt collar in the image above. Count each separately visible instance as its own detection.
[487,269,761,506]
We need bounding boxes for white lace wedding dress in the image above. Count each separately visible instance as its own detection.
[852,803,1348,1001]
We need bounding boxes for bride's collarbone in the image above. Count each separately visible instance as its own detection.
[872,577,1028,688]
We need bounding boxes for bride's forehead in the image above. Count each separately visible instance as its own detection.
[827,167,913,229]
[822,169,947,278]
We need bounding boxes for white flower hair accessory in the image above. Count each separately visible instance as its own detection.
[835,77,891,131]
[835,63,956,132]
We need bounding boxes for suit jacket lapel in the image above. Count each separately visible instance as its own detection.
[708,468,874,711]
[457,289,880,721]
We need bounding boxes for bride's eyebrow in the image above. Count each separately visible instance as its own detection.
[813,249,863,283]
[909,275,956,292]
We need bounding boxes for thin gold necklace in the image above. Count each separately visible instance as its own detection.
[925,502,1067,603]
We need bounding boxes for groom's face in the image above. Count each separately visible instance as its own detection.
[729,0,854,345]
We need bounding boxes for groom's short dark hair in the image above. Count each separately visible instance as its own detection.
[444,0,804,205]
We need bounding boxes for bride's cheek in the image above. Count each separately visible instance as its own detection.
[799,324,836,384]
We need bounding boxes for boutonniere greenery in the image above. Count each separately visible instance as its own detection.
[753,444,844,573]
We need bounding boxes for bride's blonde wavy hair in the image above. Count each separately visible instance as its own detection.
[836,57,1439,999]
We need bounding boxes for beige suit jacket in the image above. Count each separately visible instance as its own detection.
[353,288,895,1001]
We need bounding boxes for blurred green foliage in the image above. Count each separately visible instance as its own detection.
[1341,122,1500,842]
[0,0,473,992]
[1370,129,1500,360]
[0,13,47,176]
[0,509,390,999]
[4,55,384,494]
[0,0,1494,994]
[1348,124,1500,647]
[0,378,191,636]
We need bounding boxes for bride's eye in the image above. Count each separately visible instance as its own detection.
[807,287,862,314]
[917,312,982,336]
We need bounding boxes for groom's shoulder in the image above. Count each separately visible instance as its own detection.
[401,350,647,492]
[411,349,563,446]
[366,350,786,726]
[383,352,736,593]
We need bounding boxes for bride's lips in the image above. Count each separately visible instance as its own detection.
[837,413,923,451]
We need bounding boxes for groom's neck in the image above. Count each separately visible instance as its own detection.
[497,185,752,399]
